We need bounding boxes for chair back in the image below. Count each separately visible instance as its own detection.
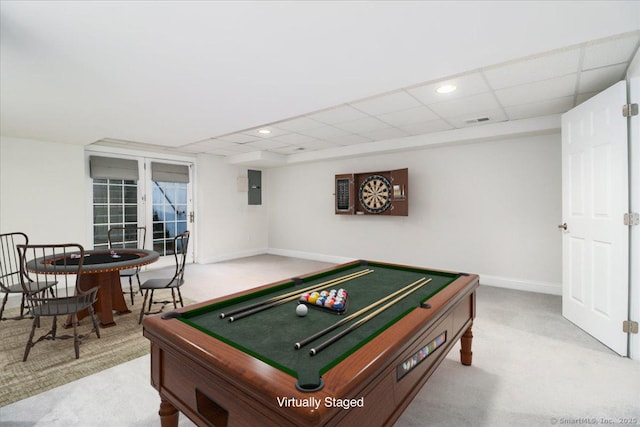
[172,231,190,285]
[0,232,28,292]
[17,243,97,313]
[108,226,147,250]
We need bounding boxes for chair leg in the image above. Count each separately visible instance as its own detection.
[88,306,101,339]
[171,289,177,309]
[0,293,8,320]
[135,273,143,295]
[128,276,135,305]
[19,293,28,318]
[72,313,80,359]
[23,317,38,361]
[51,315,57,339]
[176,288,184,308]
[139,289,150,324]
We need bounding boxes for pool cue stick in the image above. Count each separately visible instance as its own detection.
[220,269,372,319]
[309,278,430,356]
[294,277,431,350]
[223,269,374,321]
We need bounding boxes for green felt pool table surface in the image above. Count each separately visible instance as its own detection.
[179,261,460,390]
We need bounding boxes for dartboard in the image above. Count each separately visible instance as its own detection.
[358,174,392,214]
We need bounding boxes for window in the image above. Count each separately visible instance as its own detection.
[90,156,140,250]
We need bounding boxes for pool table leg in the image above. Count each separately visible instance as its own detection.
[460,323,473,366]
[159,398,179,427]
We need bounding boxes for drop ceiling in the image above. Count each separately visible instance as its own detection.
[180,32,639,160]
[1,2,639,167]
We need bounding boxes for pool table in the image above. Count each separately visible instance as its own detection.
[143,260,479,427]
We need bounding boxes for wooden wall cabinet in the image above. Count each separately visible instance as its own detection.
[335,168,408,216]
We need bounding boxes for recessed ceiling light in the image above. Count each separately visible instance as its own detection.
[436,84,457,94]
[257,128,271,135]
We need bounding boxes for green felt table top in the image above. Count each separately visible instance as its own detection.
[180,261,460,391]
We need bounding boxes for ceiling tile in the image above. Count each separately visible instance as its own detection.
[397,119,454,136]
[349,91,422,115]
[269,133,319,145]
[327,134,374,145]
[447,109,508,128]
[307,105,369,124]
[297,125,350,139]
[273,116,326,132]
[333,117,391,133]
[582,32,640,70]
[494,74,577,107]
[579,63,628,93]
[377,106,440,127]
[300,140,343,150]
[179,32,639,160]
[483,48,580,90]
[428,92,502,118]
[408,72,490,105]
[503,96,575,120]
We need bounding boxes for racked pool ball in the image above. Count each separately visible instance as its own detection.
[296,304,308,317]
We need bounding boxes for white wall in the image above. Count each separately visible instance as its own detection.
[0,136,87,244]
[266,133,562,294]
[195,154,268,263]
[0,138,270,264]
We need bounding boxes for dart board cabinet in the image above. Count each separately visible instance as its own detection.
[335,168,408,216]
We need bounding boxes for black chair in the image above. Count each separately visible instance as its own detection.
[0,232,56,321]
[108,226,147,305]
[138,231,190,324]
[17,243,100,361]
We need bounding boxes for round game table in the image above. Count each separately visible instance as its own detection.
[27,248,159,327]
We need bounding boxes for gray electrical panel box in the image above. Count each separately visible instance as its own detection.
[248,169,262,205]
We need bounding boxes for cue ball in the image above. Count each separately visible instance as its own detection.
[296,304,308,317]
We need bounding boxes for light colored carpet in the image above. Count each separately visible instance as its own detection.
[1,256,639,426]
[0,293,190,407]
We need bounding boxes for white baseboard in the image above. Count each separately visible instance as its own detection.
[195,248,563,296]
[479,274,562,295]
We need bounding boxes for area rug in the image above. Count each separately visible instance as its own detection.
[0,296,191,407]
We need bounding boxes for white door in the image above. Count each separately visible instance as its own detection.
[561,81,629,356]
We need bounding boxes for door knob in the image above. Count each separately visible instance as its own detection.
[557,223,568,231]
